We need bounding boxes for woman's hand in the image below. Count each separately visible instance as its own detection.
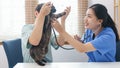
[74,35,81,41]
[52,18,65,34]
[52,18,66,45]
[52,6,71,46]
[40,2,52,16]
[61,6,71,22]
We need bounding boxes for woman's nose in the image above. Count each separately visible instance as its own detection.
[84,16,87,23]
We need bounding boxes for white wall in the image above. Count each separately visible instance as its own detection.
[88,0,114,20]
[52,45,88,62]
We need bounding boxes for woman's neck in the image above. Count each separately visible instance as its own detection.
[92,26,103,36]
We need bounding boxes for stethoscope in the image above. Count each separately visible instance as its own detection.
[82,33,92,43]
[52,28,93,50]
[52,28,74,50]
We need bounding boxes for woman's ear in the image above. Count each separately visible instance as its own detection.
[98,19,103,24]
[34,11,39,18]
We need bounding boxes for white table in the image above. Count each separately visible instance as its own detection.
[14,62,120,68]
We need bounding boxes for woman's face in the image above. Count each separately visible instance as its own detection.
[84,8,101,31]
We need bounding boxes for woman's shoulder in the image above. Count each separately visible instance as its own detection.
[21,24,34,34]
[102,27,114,34]
[23,24,34,28]
[100,27,115,37]
[22,24,34,30]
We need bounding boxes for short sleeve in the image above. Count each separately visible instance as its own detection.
[90,31,116,55]
[21,24,34,49]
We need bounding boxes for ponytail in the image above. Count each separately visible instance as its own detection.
[106,14,119,42]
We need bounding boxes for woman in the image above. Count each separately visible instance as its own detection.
[22,2,71,65]
[52,4,119,62]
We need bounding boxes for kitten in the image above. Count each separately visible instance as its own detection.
[30,5,66,66]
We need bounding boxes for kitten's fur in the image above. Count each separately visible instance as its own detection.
[29,3,65,66]
[29,4,54,66]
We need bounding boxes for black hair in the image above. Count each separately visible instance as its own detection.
[89,4,119,42]
[35,3,56,15]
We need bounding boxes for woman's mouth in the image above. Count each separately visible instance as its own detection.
[84,23,89,28]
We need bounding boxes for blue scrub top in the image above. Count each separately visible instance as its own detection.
[82,27,116,62]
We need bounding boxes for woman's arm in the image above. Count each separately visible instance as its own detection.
[56,6,71,46]
[52,19,96,53]
[29,2,52,46]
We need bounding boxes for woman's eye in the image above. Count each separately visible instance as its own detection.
[88,15,91,17]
